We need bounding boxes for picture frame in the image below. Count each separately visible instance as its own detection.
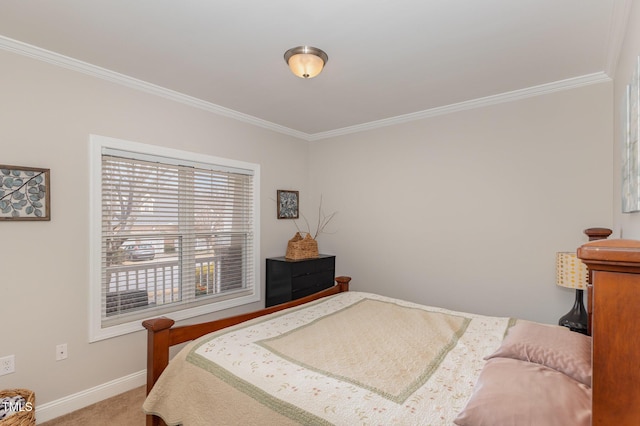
[623,55,640,213]
[277,190,299,219]
[0,165,50,221]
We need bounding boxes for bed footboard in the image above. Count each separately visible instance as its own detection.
[142,276,351,426]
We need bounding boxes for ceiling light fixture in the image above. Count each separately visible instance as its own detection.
[284,46,328,79]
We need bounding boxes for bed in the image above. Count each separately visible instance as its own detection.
[143,284,592,425]
[141,230,640,426]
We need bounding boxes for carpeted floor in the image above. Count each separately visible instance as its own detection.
[39,386,146,425]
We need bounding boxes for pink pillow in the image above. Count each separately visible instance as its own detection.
[454,358,591,426]
[484,320,591,386]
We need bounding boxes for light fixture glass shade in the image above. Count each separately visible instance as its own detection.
[556,252,589,289]
[284,46,328,79]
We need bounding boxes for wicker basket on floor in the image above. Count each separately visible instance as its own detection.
[285,232,319,260]
[0,389,35,426]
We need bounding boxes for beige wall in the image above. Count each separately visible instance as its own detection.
[615,0,640,238]
[0,50,309,408]
[309,83,613,323]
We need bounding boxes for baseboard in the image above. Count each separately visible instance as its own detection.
[35,370,146,424]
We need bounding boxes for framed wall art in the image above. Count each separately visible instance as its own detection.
[277,190,299,219]
[623,55,640,213]
[0,165,50,221]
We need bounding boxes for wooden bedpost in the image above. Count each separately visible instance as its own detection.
[335,276,351,292]
[583,228,612,335]
[142,317,175,394]
[583,228,613,241]
[143,317,174,426]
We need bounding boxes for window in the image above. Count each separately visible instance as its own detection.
[89,135,260,341]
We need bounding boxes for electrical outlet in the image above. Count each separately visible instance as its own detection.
[56,343,68,361]
[0,355,15,376]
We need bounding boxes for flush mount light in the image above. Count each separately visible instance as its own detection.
[284,46,328,79]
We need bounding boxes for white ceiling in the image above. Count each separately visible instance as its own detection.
[0,0,628,140]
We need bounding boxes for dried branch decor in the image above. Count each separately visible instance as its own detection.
[286,196,337,260]
[294,196,337,239]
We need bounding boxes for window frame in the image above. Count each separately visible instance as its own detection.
[89,134,260,342]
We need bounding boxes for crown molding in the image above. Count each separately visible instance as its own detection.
[309,72,612,141]
[1,35,612,143]
[0,35,310,141]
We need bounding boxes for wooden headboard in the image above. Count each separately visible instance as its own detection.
[578,238,640,425]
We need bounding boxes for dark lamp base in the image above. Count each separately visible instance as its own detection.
[558,289,588,335]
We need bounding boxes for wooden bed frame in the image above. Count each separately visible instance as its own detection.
[578,238,640,425]
[142,233,640,426]
[142,276,351,426]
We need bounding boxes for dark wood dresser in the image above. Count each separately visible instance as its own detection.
[578,239,640,425]
[265,255,335,307]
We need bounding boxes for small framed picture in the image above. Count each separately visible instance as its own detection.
[277,190,299,219]
[0,165,51,221]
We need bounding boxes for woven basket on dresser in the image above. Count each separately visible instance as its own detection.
[0,389,35,426]
[285,232,319,260]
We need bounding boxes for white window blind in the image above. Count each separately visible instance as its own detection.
[90,135,259,341]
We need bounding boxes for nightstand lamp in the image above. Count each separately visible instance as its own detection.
[556,252,589,334]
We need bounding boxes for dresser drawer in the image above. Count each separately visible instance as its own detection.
[291,270,334,297]
[292,281,333,299]
[290,256,335,277]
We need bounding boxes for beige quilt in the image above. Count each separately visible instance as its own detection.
[143,291,514,425]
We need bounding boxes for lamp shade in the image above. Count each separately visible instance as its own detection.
[284,46,328,79]
[556,252,589,289]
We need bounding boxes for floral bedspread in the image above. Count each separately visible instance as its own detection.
[180,291,513,425]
